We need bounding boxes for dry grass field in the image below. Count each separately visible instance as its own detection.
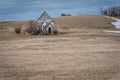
[0,15,120,80]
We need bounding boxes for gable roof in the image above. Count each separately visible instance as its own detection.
[37,11,55,22]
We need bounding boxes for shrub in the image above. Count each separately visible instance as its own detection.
[31,27,40,35]
[53,29,58,35]
[14,27,21,34]
[61,26,69,30]
[24,27,33,34]
[27,20,40,35]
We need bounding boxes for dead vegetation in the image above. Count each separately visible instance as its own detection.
[14,20,58,35]
[54,15,116,30]
[0,15,120,80]
[14,27,21,34]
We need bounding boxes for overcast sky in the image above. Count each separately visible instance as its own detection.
[0,0,120,21]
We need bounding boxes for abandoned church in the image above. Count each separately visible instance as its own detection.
[35,11,55,35]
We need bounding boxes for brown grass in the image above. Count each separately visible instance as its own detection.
[0,15,120,80]
[54,15,116,30]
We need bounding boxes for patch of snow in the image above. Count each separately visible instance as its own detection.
[104,16,120,33]
[111,19,120,29]
[104,16,120,28]
[103,30,120,33]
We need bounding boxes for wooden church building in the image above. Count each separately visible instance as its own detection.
[36,11,55,35]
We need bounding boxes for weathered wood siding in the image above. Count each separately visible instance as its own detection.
[36,11,55,34]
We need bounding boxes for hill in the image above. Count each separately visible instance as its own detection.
[0,15,115,29]
[0,15,120,80]
[54,15,115,29]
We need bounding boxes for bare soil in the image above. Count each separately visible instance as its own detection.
[0,15,120,80]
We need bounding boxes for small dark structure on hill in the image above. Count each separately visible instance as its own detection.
[36,11,55,35]
[61,13,71,16]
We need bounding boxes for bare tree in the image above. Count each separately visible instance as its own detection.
[23,20,40,35]
[101,5,120,17]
